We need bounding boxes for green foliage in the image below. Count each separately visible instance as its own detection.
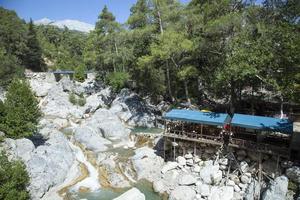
[0,47,24,87]
[74,65,86,82]
[0,152,30,200]
[106,72,130,92]
[69,92,77,105]
[69,92,86,107]
[25,19,45,71]
[0,79,41,139]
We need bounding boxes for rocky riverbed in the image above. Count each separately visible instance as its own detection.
[1,72,300,200]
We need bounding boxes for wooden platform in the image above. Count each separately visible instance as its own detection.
[164,131,290,158]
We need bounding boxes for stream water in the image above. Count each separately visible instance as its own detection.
[66,127,164,200]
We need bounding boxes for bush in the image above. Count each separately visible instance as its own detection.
[0,79,42,139]
[106,72,130,92]
[68,92,86,107]
[0,152,30,200]
[74,65,86,83]
[68,92,77,105]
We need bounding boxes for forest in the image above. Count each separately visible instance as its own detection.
[0,0,299,114]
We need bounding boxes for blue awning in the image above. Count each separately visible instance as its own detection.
[231,114,293,134]
[164,109,229,126]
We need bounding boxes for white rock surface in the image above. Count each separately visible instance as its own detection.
[169,186,196,200]
[200,164,222,185]
[161,162,178,174]
[286,166,300,183]
[262,176,288,200]
[178,174,197,185]
[113,187,145,200]
[131,147,164,182]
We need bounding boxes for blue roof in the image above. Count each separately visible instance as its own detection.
[164,109,229,126]
[231,114,293,134]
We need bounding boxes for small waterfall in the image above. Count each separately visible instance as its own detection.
[69,142,100,192]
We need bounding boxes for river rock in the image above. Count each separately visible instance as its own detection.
[286,166,300,183]
[219,158,228,166]
[2,138,35,162]
[209,186,234,200]
[240,161,249,173]
[131,147,164,182]
[194,165,201,173]
[74,127,111,152]
[161,162,178,174]
[177,156,186,166]
[42,84,84,119]
[184,153,193,159]
[197,183,210,197]
[84,108,131,139]
[178,174,197,185]
[153,180,166,194]
[262,176,288,200]
[241,175,251,184]
[113,187,145,200]
[169,186,196,200]
[110,88,158,128]
[200,164,222,185]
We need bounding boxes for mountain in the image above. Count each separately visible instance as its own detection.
[34,18,94,33]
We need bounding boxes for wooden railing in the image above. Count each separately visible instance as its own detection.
[165,130,289,157]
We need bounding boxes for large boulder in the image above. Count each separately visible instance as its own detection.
[286,166,300,183]
[83,87,114,113]
[208,186,234,200]
[161,162,178,174]
[113,187,145,200]
[200,164,222,185]
[2,131,75,200]
[2,138,35,162]
[28,72,56,97]
[131,147,164,182]
[74,127,111,152]
[41,84,84,119]
[178,174,197,186]
[169,186,196,200]
[83,108,131,140]
[110,88,158,128]
[262,176,288,200]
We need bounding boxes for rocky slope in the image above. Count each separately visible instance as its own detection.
[1,72,300,200]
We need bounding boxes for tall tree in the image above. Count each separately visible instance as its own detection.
[25,19,45,71]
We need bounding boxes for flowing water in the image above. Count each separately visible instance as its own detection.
[66,127,164,200]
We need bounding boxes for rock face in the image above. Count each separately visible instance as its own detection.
[209,186,234,200]
[178,174,197,186]
[110,88,159,128]
[131,147,164,182]
[74,127,111,152]
[2,131,75,200]
[262,176,288,200]
[82,108,131,140]
[286,166,300,183]
[169,186,196,200]
[199,164,222,185]
[113,187,145,200]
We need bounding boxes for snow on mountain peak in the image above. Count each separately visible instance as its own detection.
[34,18,94,33]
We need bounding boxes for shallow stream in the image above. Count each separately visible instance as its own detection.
[66,127,164,200]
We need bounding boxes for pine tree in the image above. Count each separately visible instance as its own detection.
[0,79,42,139]
[25,19,45,71]
[0,152,30,200]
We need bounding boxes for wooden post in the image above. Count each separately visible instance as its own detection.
[201,124,203,138]
[163,137,166,161]
[276,155,280,175]
[194,142,196,155]
[258,152,262,199]
[173,138,176,161]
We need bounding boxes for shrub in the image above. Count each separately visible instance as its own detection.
[0,79,42,139]
[74,65,86,83]
[106,72,130,92]
[68,92,77,105]
[0,152,30,200]
[69,92,86,107]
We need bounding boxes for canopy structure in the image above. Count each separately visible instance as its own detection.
[231,114,293,134]
[164,109,229,126]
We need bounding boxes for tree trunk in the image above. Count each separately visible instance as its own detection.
[166,60,174,102]
[184,80,190,103]
[229,80,236,117]
[197,77,203,104]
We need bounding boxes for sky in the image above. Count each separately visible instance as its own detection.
[0,0,191,25]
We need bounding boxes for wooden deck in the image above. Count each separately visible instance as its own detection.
[164,131,290,158]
